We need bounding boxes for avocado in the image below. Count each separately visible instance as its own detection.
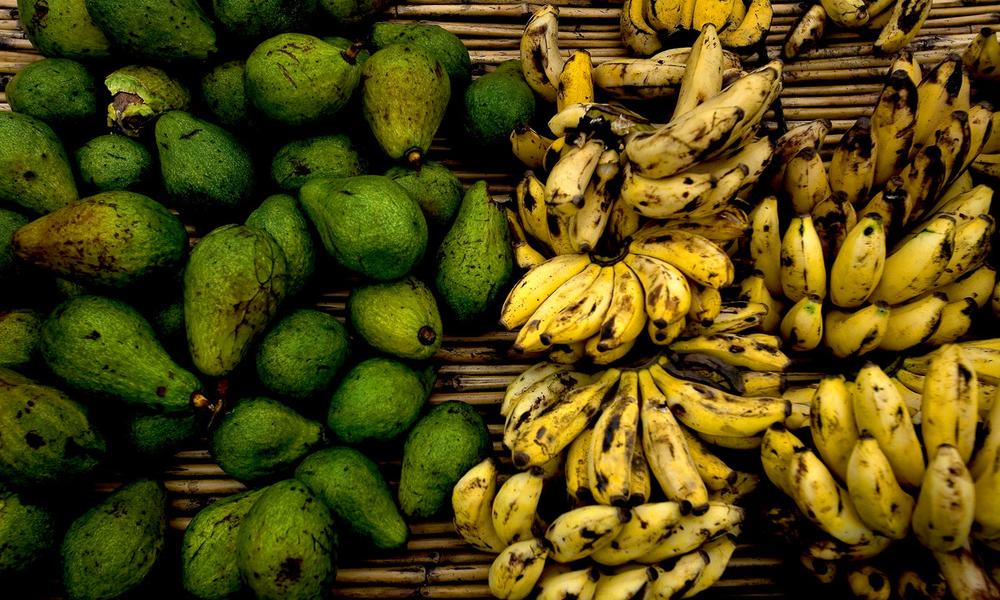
[84,0,218,62]
[105,66,191,138]
[398,401,489,517]
[299,175,427,280]
[211,397,324,482]
[75,135,155,192]
[0,487,57,576]
[256,309,349,401]
[184,225,288,377]
[362,44,450,165]
[245,195,316,296]
[13,191,188,289]
[0,310,43,369]
[181,488,266,600]
[236,480,337,600]
[126,412,200,457]
[155,111,256,216]
[0,112,78,215]
[200,60,253,129]
[384,161,463,232]
[60,479,166,600]
[462,61,535,148]
[435,181,513,321]
[295,447,408,550]
[327,358,433,444]
[6,58,99,126]
[245,33,362,126]
[150,298,185,351]
[17,0,112,60]
[348,277,443,360]
[371,22,471,89]
[271,135,364,192]
[318,0,390,25]
[0,369,106,488]
[40,295,204,413]
[0,209,29,281]
[212,0,316,40]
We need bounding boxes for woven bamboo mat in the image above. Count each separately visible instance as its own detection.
[2,0,998,597]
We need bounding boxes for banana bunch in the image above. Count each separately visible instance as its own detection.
[758,351,1000,599]
[619,0,774,54]
[782,0,933,59]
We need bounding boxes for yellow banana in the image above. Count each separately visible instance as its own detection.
[500,255,592,330]
[846,565,891,600]
[961,102,995,173]
[739,271,783,333]
[625,106,745,179]
[515,171,551,247]
[564,427,594,507]
[685,301,767,337]
[963,27,1000,83]
[693,0,736,30]
[510,125,555,171]
[719,0,772,50]
[686,284,724,327]
[824,302,891,358]
[629,439,652,505]
[591,501,684,566]
[595,262,648,352]
[545,139,605,215]
[971,386,1000,479]
[645,0,686,35]
[933,544,1000,600]
[536,567,599,600]
[520,5,564,103]
[771,120,831,190]
[871,69,918,187]
[822,0,868,26]
[589,371,640,506]
[556,50,594,113]
[644,551,710,598]
[594,566,657,600]
[830,117,877,205]
[789,447,879,545]
[974,422,1000,541]
[631,227,735,289]
[760,424,807,496]
[590,60,685,101]
[541,266,615,346]
[649,317,686,346]
[636,502,744,563]
[504,370,585,450]
[502,362,574,418]
[874,0,933,54]
[623,254,692,328]
[709,471,760,504]
[811,192,858,260]
[670,333,791,371]
[853,363,925,487]
[492,469,545,546]
[878,291,948,352]
[889,50,922,86]
[453,458,507,552]
[549,341,586,364]
[782,4,826,60]
[488,538,548,600]
[846,434,914,539]
[545,504,630,562]
[505,208,547,270]
[607,196,642,245]
[621,0,664,57]
[809,376,857,481]
[939,264,996,307]
[936,214,994,288]
[780,294,824,352]
[911,55,970,158]
[939,168,975,205]
[683,535,737,598]
[920,344,978,463]
[543,136,568,172]
[780,214,827,302]
[572,149,620,253]
[619,164,715,219]
[749,196,783,296]
[870,213,955,304]
[694,60,783,146]
[672,24,724,120]
[858,178,907,235]
[913,445,975,551]
[783,146,830,214]
[925,298,976,346]
[679,426,737,492]
[929,183,993,222]
[512,263,602,352]
[803,532,893,562]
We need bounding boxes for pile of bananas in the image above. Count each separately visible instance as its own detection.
[782,0,935,59]
[618,0,773,55]
[759,345,1000,598]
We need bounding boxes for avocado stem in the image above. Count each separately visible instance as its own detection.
[418,325,437,346]
[405,148,423,168]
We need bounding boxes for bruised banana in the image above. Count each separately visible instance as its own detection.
[556,50,594,113]
[846,434,914,539]
[565,427,594,506]
[771,119,831,190]
[853,363,925,487]
[684,300,766,336]
[669,333,791,371]
[535,567,599,600]
[809,376,857,481]
[683,535,737,597]
[501,362,573,417]
[913,445,975,552]
[719,0,772,50]
[830,117,877,205]
[544,504,630,562]
[761,424,807,496]
[624,253,692,328]
[788,447,878,545]
[512,264,603,352]
[545,139,605,215]
[829,213,887,308]
[453,458,506,552]
[588,371,640,506]
[488,538,548,600]
[593,566,657,600]
[596,262,648,352]
[823,302,890,358]
[505,209,546,270]
[591,501,683,566]
[500,254,593,329]
[920,344,979,463]
[635,502,745,563]
[871,69,918,188]
[630,226,735,289]
[877,291,948,352]
[875,0,934,57]
[780,294,824,352]
[540,266,615,346]
[739,271,782,333]
[493,469,545,546]
[749,196,782,296]
[870,213,955,305]
[572,149,620,253]
[925,297,977,346]
[520,5,564,102]
[645,551,710,598]
[783,4,826,60]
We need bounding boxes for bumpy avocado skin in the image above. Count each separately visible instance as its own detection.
[398,401,489,517]
[40,295,203,413]
[371,22,471,88]
[105,65,191,138]
[184,225,288,377]
[200,60,253,129]
[126,412,200,457]
[384,161,462,232]
[295,447,409,550]
[348,277,443,360]
[236,479,337,600]
[271,135,364,192]
[75,135,154,192]
[246,195,316,296]
[462,62,536,148]
[210,397,324,482]
[318,0,390,25]
[212,0,316,40]
[17,0,112,60]
[6,58,99,126]
[0,112,78,215]
[327,358,433,444]
[0,487,57,576]
[0,209,29,281]
[181,488,265,600]
[256,309,349,400]
[84,0,218,62]
[60,479,167,600]
[0,309,43,368]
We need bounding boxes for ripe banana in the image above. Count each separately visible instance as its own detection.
[512,263,602,352]
[971,387,1000,479]
[501,362,572,417]
[788,447,878,545]
[771,120,831,190]
[549,341,586,364]
[630,227,735,289]
[608,196,642,245]
[565,427,594,507]
[541,266,615,346]
[589,371,640,506]
[593,566,657,600]
[585,333,637,365]
[974,422,1000,541]
[535,566,599,600]
[591,501,683,566]
[780,214,827,302]
[964,27,1000,83]
[739,271,783,333]
[870,214,955,305]
[936,214,995,288]
[644,551,709,598]
[501,254,593,330]
[719,0,772,50]
[780,294,824,352]
[761,424,807,496]
[913,444,975,552]
[506,208,546,269]
[749,196,783,296]
[505,370,584,450]
[874,0,933,54]
[515,171,551,248]
[871,69,918,188]
[783,146,830,214]
[687,284,724,327]
[623,253,692,328]
[912,55,970,158]
[877,291,948,352]
[493,469,545,546]
[853,363,925,487]
[809,376,857,481]
[636,502,745,563]
[649,317,686,346]
[685,300,767,336]
[670,333,791,371]
[625,106,745,179]
[545,504,630,562]
[629,439,652,505]
[830,117,877,205]
[824,302,890,358]
[672,25,724,120]
[619,165,715,220]
[961,102,995,173]
[812,192,858,260]
[453,458,507,552]
[520,5,564,103]
[926,298,977,346]
[939,264,996,307]
[621,0,664,56]
[821,0,868,27]
[920,344,978,463]
[932,544,1000,600]
[595,262,648,352]
[556,50,594,113]
[846,434,914,539]
[680,426,737,491]
[683,535,737,597]
[488,538,548,600]
[572,149,620,253]
[802,532,893,561]
[546,139,605,215]
[783,4,826,60]
[928,183,993,222]
[510,125,555,171]
[828,214,887,308]
[846,565,891,600]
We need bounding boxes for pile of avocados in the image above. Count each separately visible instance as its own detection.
[0,0,536,598]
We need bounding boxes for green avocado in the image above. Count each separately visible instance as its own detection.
[462,61,535,148]
[126,412,200,457]
[349,277,443,360]
[155,111,255,216]
[17,0,111,60]
[75,135,155,192]
[40,295,204,413]
[60,479,166,600]
[318,0,390,25]
[6,58,99,126]
[0,209,29,281]
[0,487,57,576]
[246,195,316,296]
[327,358,433,444]
[384,161,462,232]
[0,310,43,369]
[435,181,513,321]
[256,309,349,401]
[200,60,253,129]
[371,22,471,89]
[181,488,266,600]
[105,65,191,138]
[236,480,337,600]
[13,191,188,289]
[0,369,106,488]
[299,175,427,280]
[184,224,288,377]
[271,135,364,192]
[398,401,489,517]
[210,397,324,482]
[212,0,317,40]
[84,0,217,62]
[295,447,408,550]
[0,112,78,215]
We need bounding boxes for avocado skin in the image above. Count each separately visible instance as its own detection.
[371,23,471,88]
[384,161,462,232]
[13,191,188,289]
[0,209,30,280]
[181,488,265,600]
[0,487,57,576]
[256,309,349,400]
[398,401,489,517]
[299,175,427,281]
[211,397,324,482]
[271,135,364,192]
[17,0,112,60]
[184,224,288,377]
[462,62,535,148]
[0,112,78,215]
[295,447,408,550]
[246,195,316,296]
[126,412,200,457]
[6,58,99,126]
[212,0,317,40]
[75,135,155,193]
[0,309,43,368]
[84,0,218,62]
[318,0,390,25]
[327,358,432,444]
[60,479,167,600]
[236,479,337,600]
[349,277,443,360]
[40,295,203,413]
[200,60,253,129]
[435,181,513,321]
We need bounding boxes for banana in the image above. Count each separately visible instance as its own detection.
[672,24,724,120]
[780,214,827,302]
[506,208,547,270]
[802,532,893,561]
[683,535,737,598]
[620,164,716,220]
[870,214,956,305]
[799,555,838,585]
[858,179,907,236]
[565,428,594,506]
[536,567,599,600]
[936,214,995,288]
[644,551,710,598]
[502,362,574,417]
[595,262,648,352]
[709,471,760,504]
[549,341,587,364]
[493,469,545,546]
[964,27,1000,82]
[809,376,857,482]
[905,339,1000,384]
[926,112,974,206]
[685,301,767,336]
[719,0,772,50]
[556,50,594,113]
[636,502,745,563]
[920,344,978,462]
[761,424,807,496]
[572,149,620,253]
[697,431,763,449]
[961,102,995,174]
[939,169,975,205]
[784,147,830,215]
[453,458,507,552]
[871,69,919,188]
[788,447,879,545]
[878,291,948,351]
[824,302,891,358]
[811,192,858,260]
[541,266,615,346]
[649,317,686,346]
[780,294,824,352]
[544,136,568,172]
[846,434,915,539]
[739,271,783,333]
[505,370,586,450]
[831,117,877,205]
[594,566,657,600]
[927,183,993,221]
[679,426,737,491]
[520,5,564,103]
[971,387,1000,479]
[913,445,975,551]
[974,427,1000,541]
[625,106,745,179]
[586,333,637,365]
[501,254,593,330]
[621,0,664,57]
[669,333,791,371]
[589,61,688,101]
[515,171,551,247]
[639,369,710,513]
[695,61,783,145]
[510,125,555,171]
[660,206,750,247]
[897,144,951,226]
[749,196,783,296]
[630,227,735,289]
[589,371,640,506]
[608,196,643,245]
[488,538,548,600]
[783,4,827,60]
[645,0,686,35]
[693,0,736,30]
[972,151,1000,179]
[546,139,605,215]
[846,565,891,600]
[874,0,933,53]
[853,363,925,488]
[821,0,868,26]
[591,501,684,566]
[932,544,1000,600]
[545,504,631,562]
[629,439,652,505]
[624,254,693,328]
[889,50,922,86]
[940,264,996,307]
[688,135,774,187]
[912,55,970,159]
[512,264,602,352]
[771,120,831,190]
[892,377,924,419]
[687,284,724,327]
